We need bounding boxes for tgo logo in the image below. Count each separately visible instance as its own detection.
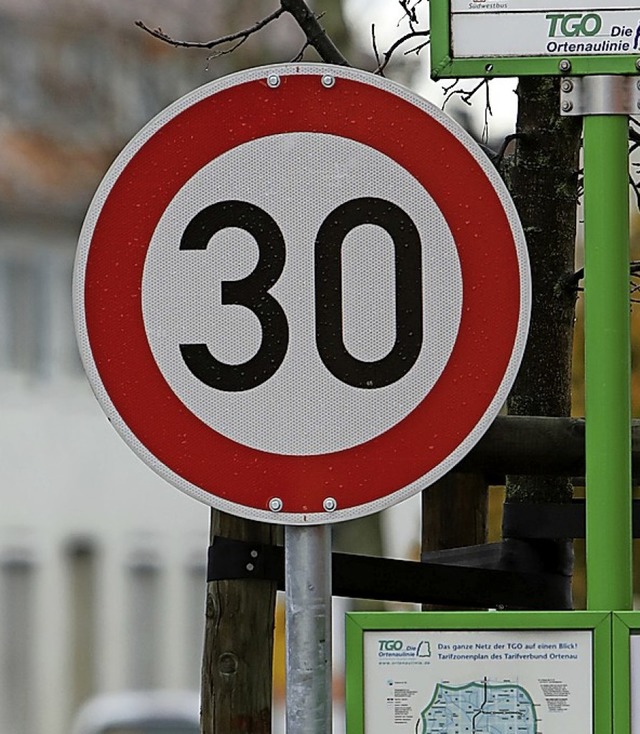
[379,640,403,651]
[378,639,433,657]
[546,12,602,37]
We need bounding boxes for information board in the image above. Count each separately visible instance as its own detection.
[346,612,611,734]
[430,0,640,78]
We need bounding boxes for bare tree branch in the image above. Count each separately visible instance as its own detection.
[398,0,424,32]
[494,133,523,167]
[566,260,640,300]
[481,79,493,143]
[136,0,349,66]
[442,78,488,110]
[629,119,640,211]
[135,7,285,51]
[291,39,312,62]
[405,39,430,56]
[369,0,429,76]
[371,24,382,70]
[441,79,460,97]
[631,261,640,303]
[631,173,640,211]
[280,0,350,65]
[372,29,430,75]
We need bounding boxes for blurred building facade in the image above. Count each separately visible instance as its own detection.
[0,3,305,733]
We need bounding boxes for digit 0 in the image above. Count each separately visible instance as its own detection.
[315,197,423,388]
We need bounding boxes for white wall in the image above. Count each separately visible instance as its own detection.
[0,221,209,734]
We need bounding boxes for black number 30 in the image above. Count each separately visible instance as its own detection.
[179,197,423,392]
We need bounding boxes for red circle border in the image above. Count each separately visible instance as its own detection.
[81,70,525,517]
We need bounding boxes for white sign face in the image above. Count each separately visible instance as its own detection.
[143,133,461,457]
[451,0,640,58]
[363,629,593,733]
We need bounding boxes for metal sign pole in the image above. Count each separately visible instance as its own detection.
[574,77,634,610]
[285,524,332,734]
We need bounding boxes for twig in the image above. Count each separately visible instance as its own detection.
[631,173,640,211]
[398,0,423,32]
[494,133,523,166]
[291,39,311,62]
[566,261,640,297]
[135,7,285,50]
[373,29,430,75]
[136,0,350,67]
[482,79,492,144]
[371,25,382,71]
[441,79,460,96]
[628,120,640,213]
[404,39,429,57]
[442,78,486,110]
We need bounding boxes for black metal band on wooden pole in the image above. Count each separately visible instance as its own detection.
[207,536,571,610]
[457,415,640,481]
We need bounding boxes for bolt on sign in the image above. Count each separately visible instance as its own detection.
[430,0,640,78]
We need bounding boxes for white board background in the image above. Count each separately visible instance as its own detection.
[363,628,593,733]
[451,0,640,58]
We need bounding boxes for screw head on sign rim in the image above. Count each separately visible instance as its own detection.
[321,75,335,88]
[558,59,572,72]
[268,497,283,512]
[323,497,337,512]
[267,74,281,88]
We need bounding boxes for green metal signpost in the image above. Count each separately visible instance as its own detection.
[426,1,638,616]
[428,0,637,625]
[583,106,633,613]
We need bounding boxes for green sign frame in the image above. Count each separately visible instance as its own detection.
[612,612,640,733]
[345,611,611,734]
[429,0,640,78]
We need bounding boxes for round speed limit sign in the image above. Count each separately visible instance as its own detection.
[74,64,530,525]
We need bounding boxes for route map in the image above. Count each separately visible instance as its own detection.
[419,678,538,734]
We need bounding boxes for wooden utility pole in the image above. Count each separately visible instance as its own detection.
[502,77,582,601]
[422,77,582,608]
[201,513,279,734]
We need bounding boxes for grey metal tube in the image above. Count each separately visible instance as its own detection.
[285,524,332,734]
